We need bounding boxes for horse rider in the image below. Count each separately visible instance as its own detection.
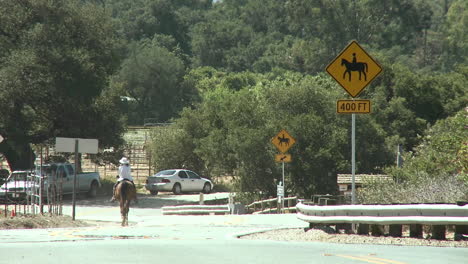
[110,157,138,203]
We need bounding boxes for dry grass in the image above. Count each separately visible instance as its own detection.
[0,210,89,229]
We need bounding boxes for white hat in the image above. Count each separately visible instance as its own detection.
[119,157,129,164]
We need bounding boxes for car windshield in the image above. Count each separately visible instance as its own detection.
[35,165,57,177]
[7,173,28,182]
[155,170,176,176]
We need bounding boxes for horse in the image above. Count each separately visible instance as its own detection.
[114,180,137,226]
[278,134,290,146]
[341,58,368,81]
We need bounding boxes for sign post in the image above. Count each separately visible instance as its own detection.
[326,40,382,204]
[271,129,296,212]
[55,137,98,220]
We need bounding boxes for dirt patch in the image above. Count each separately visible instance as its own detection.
[0,212,90,229]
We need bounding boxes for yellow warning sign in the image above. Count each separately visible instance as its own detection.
[275,154,292,163]
[326,41,382,98]
[271,129,296,153]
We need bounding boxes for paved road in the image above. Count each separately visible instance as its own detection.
[1,193,467,264]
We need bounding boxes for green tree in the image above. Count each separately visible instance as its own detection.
[148,69,396,197]
[359,109,468,204]
[111,36,186,124]
[0,0,123,170]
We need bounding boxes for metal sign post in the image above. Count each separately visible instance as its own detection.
[272,129,295,211]
[351,113,356,204]
[326,40,382,205]
[55,137,98,220]
[73,139,78,220]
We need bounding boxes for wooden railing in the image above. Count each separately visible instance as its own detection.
[246,196,298,214]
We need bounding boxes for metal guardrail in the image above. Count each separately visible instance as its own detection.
[296,203,468,224]
[162,204,231,215]
[296,203,468,240]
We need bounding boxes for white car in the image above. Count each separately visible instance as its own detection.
[145,169,213,195]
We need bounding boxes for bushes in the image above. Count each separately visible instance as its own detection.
[358,109,468,204]
[358,176,468,204]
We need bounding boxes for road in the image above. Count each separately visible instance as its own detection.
[0,193,467,264]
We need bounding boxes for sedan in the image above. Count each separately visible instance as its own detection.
[145,169,213,195]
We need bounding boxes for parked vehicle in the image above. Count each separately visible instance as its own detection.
[35,163,101,198]
[145,169,213,195]
[0,170,34,201]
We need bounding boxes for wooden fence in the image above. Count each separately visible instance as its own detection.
[246,196,298,214]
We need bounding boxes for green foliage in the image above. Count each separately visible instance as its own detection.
[359,109,468,204]
[390,109,468,181]
[0,0,465,199]
[0,0,124,170]
[111,36,187,124]
[148,70,397,198]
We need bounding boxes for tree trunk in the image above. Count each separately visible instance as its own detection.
[0,139,36,171]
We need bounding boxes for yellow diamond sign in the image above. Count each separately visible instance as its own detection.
[271,129,296,153]
[326,40,382,98]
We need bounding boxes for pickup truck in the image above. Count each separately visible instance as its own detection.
[35,163,101,198]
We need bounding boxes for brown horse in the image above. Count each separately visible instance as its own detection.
[114,180,137,226]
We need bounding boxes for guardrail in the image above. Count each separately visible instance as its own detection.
[162,204,231,215]
[296,203,468,240]
[246,196,297,214]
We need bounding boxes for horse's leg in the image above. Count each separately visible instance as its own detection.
[120,204,125,226]
[126,203,130,226]
[123,200,130,226]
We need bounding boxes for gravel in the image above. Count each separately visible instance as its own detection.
[241,227,468,248]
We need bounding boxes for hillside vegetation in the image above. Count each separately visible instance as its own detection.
[0,0,466,202]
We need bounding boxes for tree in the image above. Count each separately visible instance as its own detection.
[359,109,468,204]
[147,69,396,197]
[111,36,187,124]
[0,0,123,170]
[105,0,211,55]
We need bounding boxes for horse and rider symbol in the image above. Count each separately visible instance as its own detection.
[341,53,367,82]
[326,40,382,98]
[272,129,296,155]
[277,133,290,147]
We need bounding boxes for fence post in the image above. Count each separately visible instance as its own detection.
[371,225,384,236]
[432,225,446,240]
[455,225,468,241]
[199,193,204,205]
[389,224,403,237]
[357,224,369,235]
[410,224,423,238]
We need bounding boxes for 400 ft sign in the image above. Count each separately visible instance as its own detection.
[337,100,371,114]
